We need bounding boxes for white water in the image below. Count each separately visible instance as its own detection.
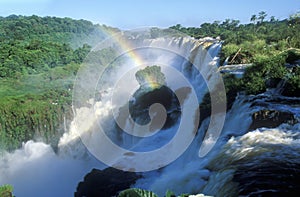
[202,123,300,196]
[0,34,299,196]
[0,35,222,196]
[0,141,102,196]
[0,98,111,196]
[133,94,300,196]
[134,95,255,196]
[69,34,225,172]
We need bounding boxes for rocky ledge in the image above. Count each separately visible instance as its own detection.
[249,110,297,131]
[75,167,142,197]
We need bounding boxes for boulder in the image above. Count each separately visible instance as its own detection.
[75,168,142,197]
[249,110,297,131]
[127,85,181,130]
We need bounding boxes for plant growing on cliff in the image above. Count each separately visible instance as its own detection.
[135,65,166,87]
[118,188,193,197]
[118,188,158,197]
[240,53,287,94]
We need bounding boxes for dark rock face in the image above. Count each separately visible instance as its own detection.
[249,110,297,131]
[265,78,282,89]
[282,82,300,97]
[281,65,300,97]
[129,85,181,130]
[75,168,142,197]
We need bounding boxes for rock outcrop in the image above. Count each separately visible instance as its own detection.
[75,168,142,197]
[249,110,297,130]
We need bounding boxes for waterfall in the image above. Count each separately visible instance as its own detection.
[0,34,224,196]
[133,92,300,196]
[68,33,226,172]
[134,95,255,196]
[1,32,299,196]
[202,122,300,196]
[271,78,287,95]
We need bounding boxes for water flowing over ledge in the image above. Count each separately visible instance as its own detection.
[0,31,299,196]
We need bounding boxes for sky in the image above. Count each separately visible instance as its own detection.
[0,0,299,29]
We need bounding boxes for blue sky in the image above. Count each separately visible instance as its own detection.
[0,0,299,29]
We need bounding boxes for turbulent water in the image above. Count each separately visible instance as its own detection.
[0,33,299,197]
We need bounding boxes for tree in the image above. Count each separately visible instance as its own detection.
[173,24,182,30]
[0,184,13,197]
[289,11,300,26]
[258,11,267,24]
[270,16,276,23]
[250,14,257,24]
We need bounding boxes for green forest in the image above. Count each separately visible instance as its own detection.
[0,15,118,150]
[0,12,300,151]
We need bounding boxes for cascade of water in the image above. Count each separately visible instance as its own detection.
[134,92,300,196]
[273,78,287,95]
[131,95,254,195]
[202,123,300,196]
[0,35,222,196]
[65,35,224,172]
[1,33,298,196]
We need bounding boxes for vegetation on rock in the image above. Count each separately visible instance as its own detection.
[135,65,166,88]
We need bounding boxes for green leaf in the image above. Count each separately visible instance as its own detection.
[118,188,158,197]
[0,184,13,197]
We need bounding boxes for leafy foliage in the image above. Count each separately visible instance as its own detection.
[0,39,91,78]
[118,188,158,197]
[221,49,300,97]
[0,184,13,197]
[241,54,286,94]
[135,65,166,87]
[201,46,300,115]
[0,15,121,78]
[0,15,122,151]
[118,188,192,197]
[0,16,100,150]
[170,11,300,64]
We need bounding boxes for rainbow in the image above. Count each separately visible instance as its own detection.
[142,75,163,89]
[97,27,162,90]
[98,28,145,66]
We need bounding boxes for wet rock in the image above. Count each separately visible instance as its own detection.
[128,85,181,130]
[75,168,142,197]
[249,110,297,131]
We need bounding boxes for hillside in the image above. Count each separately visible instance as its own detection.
[0,15,118,150]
